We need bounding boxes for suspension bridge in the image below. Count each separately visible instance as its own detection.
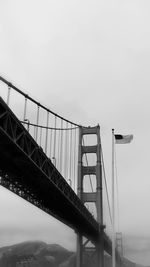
[0,76,121,267]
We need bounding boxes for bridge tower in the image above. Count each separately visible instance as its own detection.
[77,125,104,267]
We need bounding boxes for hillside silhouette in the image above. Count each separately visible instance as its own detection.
[0,241,143,267]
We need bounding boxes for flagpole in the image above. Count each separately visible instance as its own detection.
[112,129,115,267]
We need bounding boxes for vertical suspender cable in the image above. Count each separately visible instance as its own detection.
[69,125,73,187]
[53,116,57,165]
[49,128,52,159]
[112,129,116,267]
[23,97,27,121]
[60,119,63,174]
[67,123,69,181]
[64,122,68,180]
[40,127,42,146]
[45,111,49,154]
[57,126,61,171]
[7,86,11,106]
[73,127,77,191]
[34,126,36,140]
[35,105,40,142]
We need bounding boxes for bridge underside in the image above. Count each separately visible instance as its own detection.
[0,97,112,254]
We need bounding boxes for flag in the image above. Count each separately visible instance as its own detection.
[115,134,133,144]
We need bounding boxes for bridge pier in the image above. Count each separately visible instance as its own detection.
[77,125,104,267]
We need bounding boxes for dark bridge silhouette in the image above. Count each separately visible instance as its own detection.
[0,76,123,267]
[0,97,112,253]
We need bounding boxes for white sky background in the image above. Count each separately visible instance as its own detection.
[0,0,150,265]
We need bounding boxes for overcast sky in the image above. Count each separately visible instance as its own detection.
[0,0,150,265]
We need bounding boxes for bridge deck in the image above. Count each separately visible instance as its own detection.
[0,97,112,253]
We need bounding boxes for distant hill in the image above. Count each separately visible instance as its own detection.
[0,241,144,267]
[0,241,73,267]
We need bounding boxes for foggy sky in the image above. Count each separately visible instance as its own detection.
[0,0,150,265]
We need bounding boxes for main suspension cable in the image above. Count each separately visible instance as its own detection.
[0,75,83,127]
[21,120,78,130]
